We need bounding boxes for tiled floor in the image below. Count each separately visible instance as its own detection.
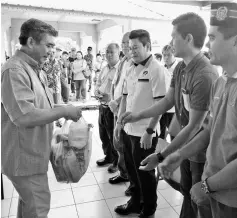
[1,101,183,218]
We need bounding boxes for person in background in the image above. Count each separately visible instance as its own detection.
[68,47,77,96]
[108,32,133,181]
[42,47,62,104]
[94,53,107,85]
[55,46,62,60]
[154,53,162,62]
[114,29,167,218]
[94,43,120,172]
[61,51,70,103]
[84,46,94,92]
[158,2,237,218]
[119,51,125,60]
[72,51,87,102]
[121,13,218,218]
[159,44,180,141]
[1,18,82,218]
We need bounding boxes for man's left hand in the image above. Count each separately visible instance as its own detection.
[140,131,152,150]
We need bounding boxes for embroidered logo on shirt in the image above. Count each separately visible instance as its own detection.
[143,71,148,75]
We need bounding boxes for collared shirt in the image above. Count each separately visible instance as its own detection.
[84,54,94,70]
[42,58,62,93]
[170,52,218,163]
[202,73,237,208]
[1,50,54,176]
[112,57,133,100]
[123,55,167,137]
[95,61,120,104]
[61,59,70,81]
[72,59,87,80]
[165,59,180,113]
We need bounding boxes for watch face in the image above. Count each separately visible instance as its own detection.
[201,181,209,194]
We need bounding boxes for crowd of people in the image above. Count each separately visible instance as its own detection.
[1,1,237,218]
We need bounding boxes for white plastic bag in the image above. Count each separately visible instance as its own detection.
[50,118,93,183]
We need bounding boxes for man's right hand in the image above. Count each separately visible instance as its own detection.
[158,151,183,179]
[121,112,140,125]
[64,106,82,122]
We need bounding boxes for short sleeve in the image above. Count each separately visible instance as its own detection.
[190,73,217,111]
[122,78,128,95]
[1,68,35,122]
[149,65,167,99]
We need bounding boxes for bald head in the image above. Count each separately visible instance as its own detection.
[122,32,131,58]
[106,43,120,66]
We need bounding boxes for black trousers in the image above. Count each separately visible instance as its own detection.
[159,112,174,139]
[98,106,118,163]
[122,129,158,214]
[179,159,205,218]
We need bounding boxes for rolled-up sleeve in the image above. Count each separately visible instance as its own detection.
[1,68,35,122]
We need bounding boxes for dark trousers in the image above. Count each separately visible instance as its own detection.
[122,129,158,214]
[98,106,118,163]
[178,159,205,218]
[87,75,92,91]
[113,116,128,179]
[159,112,174,139]
[75,80,86,100]
[69,74,75,93]
[61,79,69,103]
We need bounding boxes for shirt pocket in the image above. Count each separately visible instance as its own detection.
[182,93,191,112]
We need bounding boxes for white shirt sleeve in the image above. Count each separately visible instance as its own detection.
[149,64,167,99]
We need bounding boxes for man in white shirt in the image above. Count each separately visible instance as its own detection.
[108,32,133,182]
[94,43,120,170]
[94,53,107,85]
[159,44,180,140]
[114,29,167,218]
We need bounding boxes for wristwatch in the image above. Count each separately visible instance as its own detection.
[201,178,213,194]
[156,152,164,163]
[146,128,155,135]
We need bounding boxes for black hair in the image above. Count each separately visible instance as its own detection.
[19,18,58,45]
[129,29,151,51]
[62,51,68,55]
[172,13,207,49]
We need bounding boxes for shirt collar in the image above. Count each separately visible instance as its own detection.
[134,54,152,67]
[16,50,40,70]
[107,61,120,70]
[165,59,177,69]
[183,52,204,73]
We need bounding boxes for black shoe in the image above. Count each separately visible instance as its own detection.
[114,202,141,215]
[109,175,129,184]
[139,211,155,218]
[96,158,113,166]
[125,186,134,196]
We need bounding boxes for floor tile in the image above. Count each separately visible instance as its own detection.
[106,197,137,218]
[1,198,11,217]
[9,198,18,216]
[51,189,74,208]
[154,207,179,218]
[99,183,127,199]
[158,188,183,207]
[48,177,71,192]
[76,200,112,218]
[93,171,117,184]
[70,173,97,188]
[72,185,104,204]
[173,205,182,215]
[157,191,171,209]
[48,205,78,218]
[2,175,14,199]
[157,180,171,190]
